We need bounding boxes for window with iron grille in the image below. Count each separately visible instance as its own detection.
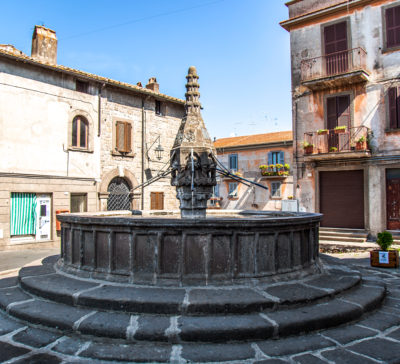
[388,86,400,129]
[271,181,281,198]
[228,182,238,198]
[71,116,89,149]
[115,121,132,153]
[385,5,400,49]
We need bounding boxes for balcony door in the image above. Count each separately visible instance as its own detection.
[324,21,348,75]
[327,95,350,151]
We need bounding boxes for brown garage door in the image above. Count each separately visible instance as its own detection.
[320,170,364,228]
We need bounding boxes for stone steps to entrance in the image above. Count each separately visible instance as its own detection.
[0,257,386,344]
[319,228,368,244]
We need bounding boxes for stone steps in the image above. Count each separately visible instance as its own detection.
[0,259,386,344]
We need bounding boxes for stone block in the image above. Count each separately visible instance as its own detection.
[0,313,24,335]
[12,353,62,364]
[0,286,32,310]
[13,327,62,348]
[78,311,130,339]
[292,354,327,364]
[321,324,377,344]
[134,315,170,341]
[346,338,400,363]
[0,342,30,362]
[265,283,327,304]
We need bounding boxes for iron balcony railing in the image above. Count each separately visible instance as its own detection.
[303,126,369,155]
[301,47,367,82]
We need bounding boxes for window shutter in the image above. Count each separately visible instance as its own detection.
[389,87,398,129]
[337,95,350,128]
[268,152,272,165]
[72,118,78,147]
[278,151,285,165]
[327,97,337,130]
[386,7,396,48]
[126,122,132,152]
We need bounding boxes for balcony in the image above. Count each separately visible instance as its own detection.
[259,164,290,179]
[301,48,369,90]
[303,126,371,161]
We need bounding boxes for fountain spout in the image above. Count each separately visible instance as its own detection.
[170,66,216,218]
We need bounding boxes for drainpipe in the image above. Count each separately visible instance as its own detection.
[141,98,145,210]
[293,99,298,200]
[98,83,105,137]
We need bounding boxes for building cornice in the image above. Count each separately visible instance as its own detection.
[280,0,383,31]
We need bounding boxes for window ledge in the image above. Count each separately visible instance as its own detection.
[68,147,93,153]
[385,128,400,134]
[381,45,400,54]
[270,197,282,200]
[228,197,238,200]
[111,150,136,158]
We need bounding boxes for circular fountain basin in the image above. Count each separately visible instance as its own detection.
[57,210,322,286]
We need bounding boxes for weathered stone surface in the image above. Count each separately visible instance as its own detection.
[292,354,327,364]
[134,316,170,341]
[21,273,100,305]
[0,312,24,335]
[265,283,328,304]
[253,359,290,364]
[9,299,93,330]
[12,353,62,364]
[305,274,360,292]
[181,343,255,362]
[0,286,31,309]
[42,254,59,265]
[79,342,172,362]
[187,288,274,314]
[347,338,400,363]
[257,334,335,356]
[321,324,377,344]
[268,299,362,336]
[77,285,186,314]
[339,283,385,312]
[0,342,30,362]
[179,314,274,341]
[321,348,378,364]
[77,311,130,339]
[356,310,400,331]
[18,264,55,278]
[13,327,61,348]
[0,276,18,288]
[52,337,87,355]
[388,327,400,341]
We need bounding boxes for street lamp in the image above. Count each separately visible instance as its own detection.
[147,135,164,161]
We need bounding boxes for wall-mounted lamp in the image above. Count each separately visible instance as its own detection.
[147,135,164,161]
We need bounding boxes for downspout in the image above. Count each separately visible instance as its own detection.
[98,83,105,137]
[141,98,145,210]
[293,99,298,200]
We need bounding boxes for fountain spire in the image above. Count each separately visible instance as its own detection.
[170,66,216,218]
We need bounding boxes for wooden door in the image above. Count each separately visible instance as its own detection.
[150,192,164,210]
[327,95,350,151]
[387,178,400,230]
[320,170,364,228]
[324,21,348,75]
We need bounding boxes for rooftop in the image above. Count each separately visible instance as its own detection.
[214,131,293,149]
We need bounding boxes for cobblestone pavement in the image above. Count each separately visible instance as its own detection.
[0,255,399,363]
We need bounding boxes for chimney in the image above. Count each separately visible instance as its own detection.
[145,77,159,93]
[31,25,57,65]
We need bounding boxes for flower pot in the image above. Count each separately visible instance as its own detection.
[304,146,313,155]
[334,128,346,134]
[370,250,399,268]
[355,141,366,151]
[317,130,328,135]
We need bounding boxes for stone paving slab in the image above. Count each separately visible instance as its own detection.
[12,327,62,348]
[264,283,328,304]
[12,352,63,364]
[321,347,379,364]
[346,337,400,363]
[320,324,378,344]
[0,286,32,310]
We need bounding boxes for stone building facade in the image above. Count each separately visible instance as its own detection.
[0,25,184,250]
[281,0,400,237]
[214,131,294,211]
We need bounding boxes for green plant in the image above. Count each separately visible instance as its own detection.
[284,163,290,171]
[329,146,338,152]
[317,129,328,134]
[302,141,314,148]
[356,136,365,143]
[334,126,347,131]
[376,231,393,251]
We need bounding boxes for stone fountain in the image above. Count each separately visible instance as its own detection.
[0,67,386,363]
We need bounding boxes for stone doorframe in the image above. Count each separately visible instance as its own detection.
[98,168,141,211]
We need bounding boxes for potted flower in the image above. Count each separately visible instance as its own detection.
[329,146,338,152]
[302,141,314,154]
[355,136,366,151]
[334,126,347,134]
[370,231,399,268]
[317,129,328,135]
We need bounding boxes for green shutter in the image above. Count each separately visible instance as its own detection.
[10,193,37,235]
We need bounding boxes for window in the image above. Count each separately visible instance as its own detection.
[70,194,87,213]
[271,182,281,198]
[323,21,348,75]
[76,79,89,93]
[389,87,400,129]
[150,192,164,210]
[268,151,284,165]
[229,154,238,172]
[228,182,238,198]
[72,116,88,149]
[385,5,400,49]
[155,100,162,115]
[326,95,350,129]
[213,184,220,197]
[10,193,37,236]
[115,121,132,153]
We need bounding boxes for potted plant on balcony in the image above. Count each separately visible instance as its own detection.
[355,136,366,151]
[334,126,347,134]
[317,129,328,135]
[302,141,314,154]
[370,231,399,268]
[329,146,338,153]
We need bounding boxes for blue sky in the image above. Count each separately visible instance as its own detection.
[0,0,291,139]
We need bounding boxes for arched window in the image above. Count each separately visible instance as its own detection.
[71,116,88,149]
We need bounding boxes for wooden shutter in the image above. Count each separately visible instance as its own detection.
[116,121,132,153]
[267,152,272,165]
[324,21,348,55]
[336,95,350,128]
[278,151,285,165]
[327,97,337,130]
[386,6,400,48]
[125,122,132,152]
[150,192,164,210]
[389,87,398,129]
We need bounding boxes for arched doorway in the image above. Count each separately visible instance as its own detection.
[107,177,131,210]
